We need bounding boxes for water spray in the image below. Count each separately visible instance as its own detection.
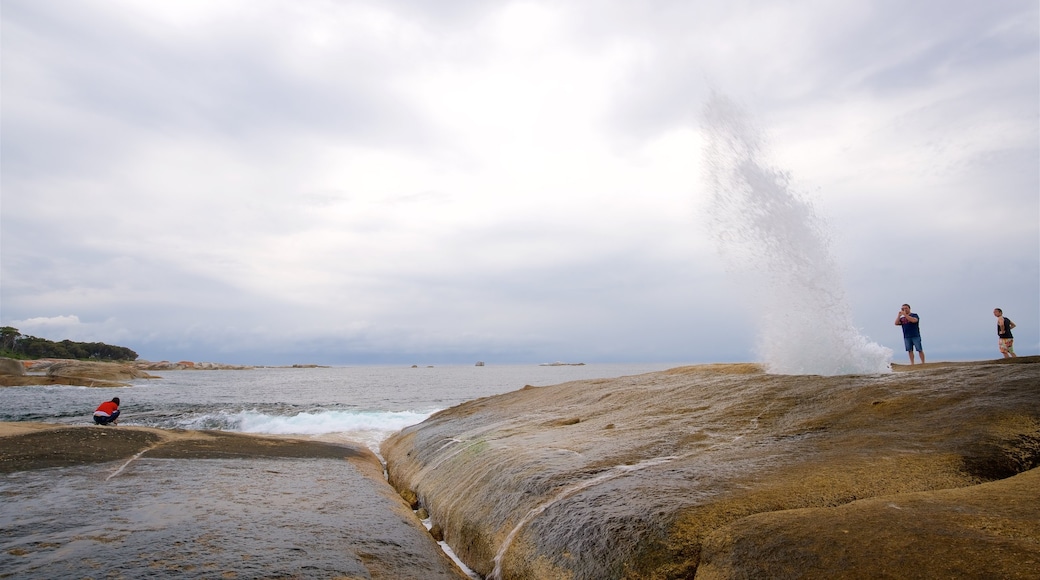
[702,94,891,375]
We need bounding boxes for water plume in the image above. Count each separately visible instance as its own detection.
[702,94,891,375]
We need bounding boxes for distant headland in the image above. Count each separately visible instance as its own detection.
[0,358,328,388]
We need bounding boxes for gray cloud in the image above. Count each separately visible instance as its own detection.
[2,0,1036,366]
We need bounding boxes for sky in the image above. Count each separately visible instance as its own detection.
[1,0,1037,367]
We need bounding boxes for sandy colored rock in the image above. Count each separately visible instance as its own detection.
[0,358,159,387]
[0,357,26,376]
[381,357,1040,579]
[46,359,157,381]
[697,468,1040,580]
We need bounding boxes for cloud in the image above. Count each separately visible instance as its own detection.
[9,314,137,346]
[1,0,1036,366]
[11,315,84,333]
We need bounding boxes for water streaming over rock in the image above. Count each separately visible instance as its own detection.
[488,455,678,580]
[702,95,891,375]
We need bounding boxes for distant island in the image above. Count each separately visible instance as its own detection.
[539,361,586,366]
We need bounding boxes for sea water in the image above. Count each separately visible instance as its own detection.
[702,94,892,375]
[0,363,686,452]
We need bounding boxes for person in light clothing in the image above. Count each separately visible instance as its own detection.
[993,308,1017,358]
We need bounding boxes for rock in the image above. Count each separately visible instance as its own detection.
[47,360,156,381]
[133,360,254,371]
[430,524,445,542]
[696,468,1040,580]
[0,359,159,387]
[0,358,25,376]
[399,487,419,510]
[381,358,1040,579]
[1,358,261,385]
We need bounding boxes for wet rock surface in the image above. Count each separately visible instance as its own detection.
[381,357,1040,579]
[0,426,371,473]
[0,425,469,579]
[0,426,165,472]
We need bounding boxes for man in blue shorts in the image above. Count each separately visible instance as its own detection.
[894,304,925,365]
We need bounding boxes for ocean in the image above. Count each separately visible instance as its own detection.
[0,362,686,579]
[0,363,684,453]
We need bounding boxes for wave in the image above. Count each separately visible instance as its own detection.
[144,408,440,438]
[235,408,439,435]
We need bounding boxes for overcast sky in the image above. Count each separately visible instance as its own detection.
[2,0,1037,367]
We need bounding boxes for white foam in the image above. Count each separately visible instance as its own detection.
[168,408,438,446]
[703,95,892,375]
[233,409,438,435]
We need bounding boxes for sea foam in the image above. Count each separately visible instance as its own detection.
[165,408,438,445]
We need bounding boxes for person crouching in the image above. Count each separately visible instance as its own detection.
[93,397,121,425]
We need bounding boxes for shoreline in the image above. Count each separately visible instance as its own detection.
[2,355,1035,388]
[3,359,1038,578]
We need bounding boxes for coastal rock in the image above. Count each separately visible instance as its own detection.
[381,357,1040,579]
[133,360,255,371]
[0,358,25,377]
[47,360,156,381]
[0,358,159,387]
[696,467,1040,579]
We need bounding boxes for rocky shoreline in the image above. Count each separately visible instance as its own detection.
[382,357,1040,579]
[0,357,330,387]
[3,357,1038,578]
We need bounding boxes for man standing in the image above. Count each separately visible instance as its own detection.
[894,304,925,365]
[93,397,121,425]
[993,308,1017,359]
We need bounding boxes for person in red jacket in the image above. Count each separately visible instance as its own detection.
[93,397,121,425]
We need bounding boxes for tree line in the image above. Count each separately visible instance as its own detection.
[0,327,139,361]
